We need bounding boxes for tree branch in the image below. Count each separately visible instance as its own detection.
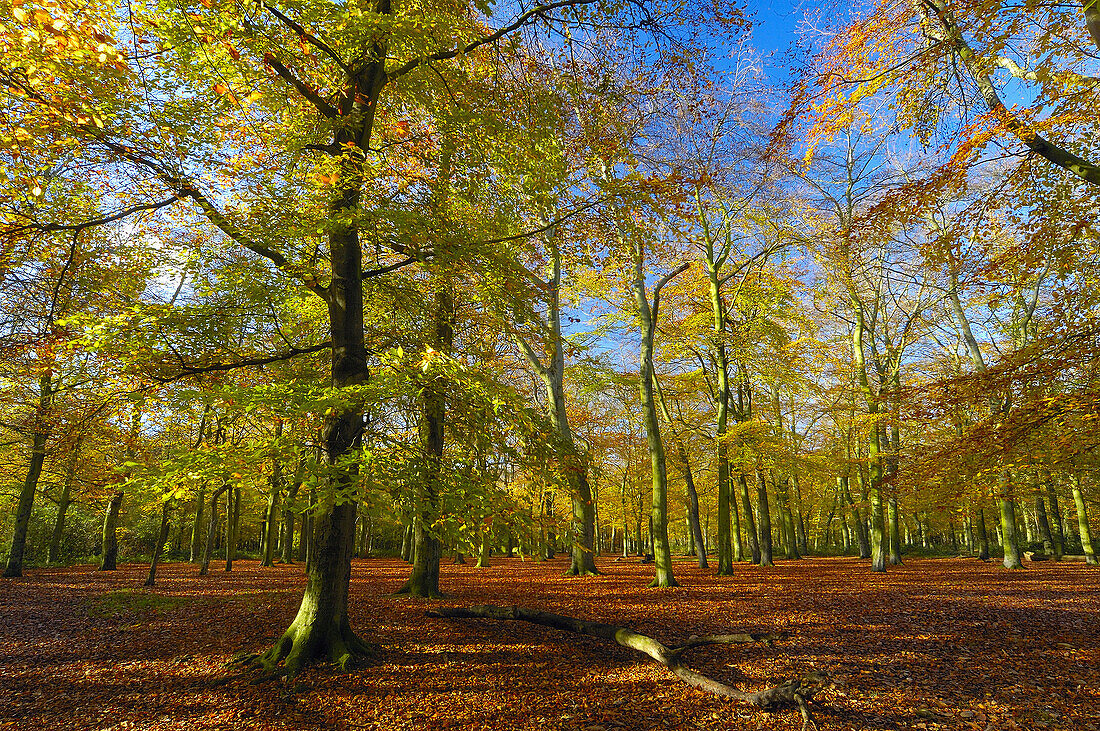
[263,53,339,118]
[151,342,332,383]
[387,0,600,81]
[3,197,181,237]
[262,2,354,76]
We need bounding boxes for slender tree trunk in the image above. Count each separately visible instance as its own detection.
[1046,480,1065,559]
[189,485,206,563]
[839,476,869,558]
[226,484,241,571]
[888,495,902,565]
[755,468,773,567]
[200,483,229,576]
[998,471,1023,569]
[738,473,760,564]
[144,501,172,587]
[5,372,53,578]
[262,433,284,567]
[633,253,685,589]
[396,288,452,598]
[1071,474,1097,565]
[975,507,990,560]
[98,490,124,571]
[1035,494,1054,556]
[48,434,82,565]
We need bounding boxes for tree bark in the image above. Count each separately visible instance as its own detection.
[144,500,172,587]
[189,485,206,563]
[739,473,760,564]
[755,468,774,567]
[998,471,1023,569]
[5,372,53,578]
[200,483,229,576]
[48,432,82,565]
[98,490,124,571]
[1071,474,1097,565]
[262,431,284,567]
[976,507,990,561]
[395,288,452,598]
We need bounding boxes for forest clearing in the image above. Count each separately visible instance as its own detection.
[1,556,1098,731]
[4,0,1100,725]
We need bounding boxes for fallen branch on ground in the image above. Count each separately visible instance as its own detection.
[426,604,825,729]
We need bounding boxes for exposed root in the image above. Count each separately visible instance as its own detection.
[428,604,825,726]
[236,624,376,678]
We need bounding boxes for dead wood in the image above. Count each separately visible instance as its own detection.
[426,604,825,726]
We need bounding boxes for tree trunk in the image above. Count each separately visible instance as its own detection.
[1047,481,1064,559]
[48,433,81,565]
[739,473,760,564]
[262,437,284,567]
[1035,494,1054,557]
[395,287,452,598]
[477,525,491,568]
[998,470,1023,568]
[226,484,241,571]
[755,468,773,567]
[975,507,990,560]
[189,485,206,563]
[4,372,53,578]
[200,483,229,576]
[98,490,124,571]
[1071,474,1097,565]
[634,256,685,588]
[888,495,902,565]
[144,501,172,587]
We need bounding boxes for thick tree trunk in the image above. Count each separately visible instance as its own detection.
[5,372,53,578]
[144,501,172,587]
[428,604,823,720]
[98,490,124,571]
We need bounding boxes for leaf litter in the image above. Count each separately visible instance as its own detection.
[0,556,1098,731]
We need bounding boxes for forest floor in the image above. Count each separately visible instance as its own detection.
[0,556,1097,731]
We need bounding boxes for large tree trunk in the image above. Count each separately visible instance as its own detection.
[514,235,598,577]
[5,372,53,578]
[98,490,124,571]
[144,501,172,587]
[1035,493,1054,557]
[428,604,823,721]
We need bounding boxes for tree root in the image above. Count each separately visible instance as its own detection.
[235,623,377,678]
[427,604,825,726]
